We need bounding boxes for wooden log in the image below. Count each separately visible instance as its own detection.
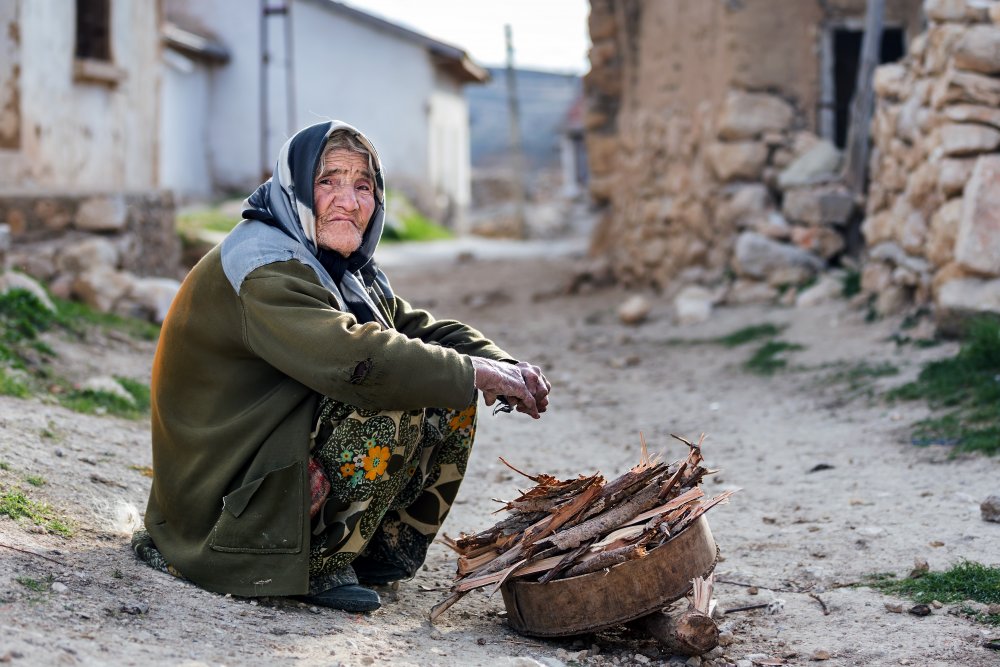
[634,608,719,656]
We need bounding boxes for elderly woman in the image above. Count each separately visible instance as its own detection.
[132,121,549,612]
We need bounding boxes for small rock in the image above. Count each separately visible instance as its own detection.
[737,661,753,667]
[908,604,932,617]
[747,586,759,595]
[308,606,320,614]
[885,602,904,613]
[932,600,944,609]
[51,582,68,594]
[428,628,443,640]
[79,377,136,405]
[929,540,945,547]
[981,495,1000,523]
[810,649,831,661]
[120,601,149,615]
[634,655,651,665]
[988,603,1000,615]
[508,659,546,667]
[674,285,717,325]
[360,657,375,666]
[718,631,735,646]
[54,448,64,457]
[686,657,703,666]
[618,295,652,325]
[909,558,929,579]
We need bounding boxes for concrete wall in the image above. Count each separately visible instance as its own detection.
[0,0,161,191]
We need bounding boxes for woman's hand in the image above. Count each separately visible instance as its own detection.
[470,358,551,419]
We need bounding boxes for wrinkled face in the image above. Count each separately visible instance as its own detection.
[313,148,376,257]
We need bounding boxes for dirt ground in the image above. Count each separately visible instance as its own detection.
[1,248,999,667]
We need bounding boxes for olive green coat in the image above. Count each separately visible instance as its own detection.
[144,246,510,597]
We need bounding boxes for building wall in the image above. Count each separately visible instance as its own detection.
[0,0,161,191]
[160,51,213,200]
[585,0,923,294]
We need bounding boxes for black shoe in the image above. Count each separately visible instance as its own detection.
[301,584,381,612]
[352,558,410,585]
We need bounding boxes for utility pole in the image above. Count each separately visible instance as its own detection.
[504,24,527,239]
[260,1,296,180]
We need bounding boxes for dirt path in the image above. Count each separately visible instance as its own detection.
[1,252,998,666]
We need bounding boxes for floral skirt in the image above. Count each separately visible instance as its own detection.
[307,396,477,589]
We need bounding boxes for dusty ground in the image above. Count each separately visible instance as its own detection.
[1,248,999,667]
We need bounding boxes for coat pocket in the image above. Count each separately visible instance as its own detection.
[209,461,304,554]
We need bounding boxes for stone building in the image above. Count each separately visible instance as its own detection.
[865,0,1000,318]
[0,0,181,321]
[584,0,927,305]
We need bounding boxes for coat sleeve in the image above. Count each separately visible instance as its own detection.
[238,261,476,411]
[391,294,515,363]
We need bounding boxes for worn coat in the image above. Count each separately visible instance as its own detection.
[144,122,510,597]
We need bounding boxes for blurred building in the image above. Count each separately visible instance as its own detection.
[162,0,488,228]
[0,0,179,283]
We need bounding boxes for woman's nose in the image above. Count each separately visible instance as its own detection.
[332,185,358,210]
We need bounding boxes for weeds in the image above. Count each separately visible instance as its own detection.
[714,323,784,348]
[0,461,9,471]
[888,317,1000,455]
[58,377,150,420]
[0,289,58,367]
[0,368,30,397]
[0,488,73,536]
[16,575,53,593]
[867,562,1000,626]
[25,475,45,487]
[744,341,805,375]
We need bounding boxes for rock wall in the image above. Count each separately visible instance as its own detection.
[0,192,182,322]
[584,0,923,303]
[865,0,1000,318]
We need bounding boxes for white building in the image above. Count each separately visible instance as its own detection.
[0,0,161,191]
[162,0,488,226]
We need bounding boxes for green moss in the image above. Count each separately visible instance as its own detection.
[888,317,1000,454]
[867,562,1000,626]
[744,341,805,375]
[0,488,72,536]
[714,323,784,348]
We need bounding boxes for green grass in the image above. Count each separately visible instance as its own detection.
[53,296,160,342]
[25,475,45,487]
[0,488,72,536]
[714,323,784,348]
[867,562,1000,626]
[58,377,150,420]
[744,340,805,375]
[841,269,862,298]
[176,207,241,236]
[0,289,58,366]
[0,461,9,471]
[0,368,30,397]
[382,190,454,242]
[887,317,1000,455]
[16,575,53,593]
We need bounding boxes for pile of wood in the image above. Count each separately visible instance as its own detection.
[431,434,736,623]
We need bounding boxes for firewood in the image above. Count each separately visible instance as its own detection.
[634,575,718,656]
[562,543,647,578]
[431,434,737,624]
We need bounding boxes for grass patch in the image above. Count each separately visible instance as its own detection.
[58,377,150,420]
[0,367,30,397]
[841,269,862,298]
[25,475,45,487]
[0,461,9,471]
[16,575,53,593]
[714,323,784,348]
[744,341,805,375]
[0,289,58,367]
[0,488,72,536]
[887,317,1000,455]
[53,297,159,342]
[382,190,454,242]
[176,207,241,236]
[867,562,1000,626]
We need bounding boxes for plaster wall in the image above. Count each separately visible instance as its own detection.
[0,0,161,191]
[160,52,213,200]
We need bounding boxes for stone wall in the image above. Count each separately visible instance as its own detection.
[864,0,1000,318]
[584,0,923,304]
[0,192,182,322]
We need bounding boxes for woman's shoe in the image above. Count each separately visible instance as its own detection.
[301,584,381,612]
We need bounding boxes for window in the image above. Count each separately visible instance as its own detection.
[75,0,111,62]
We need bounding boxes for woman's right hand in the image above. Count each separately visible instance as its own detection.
[470,357,550,419]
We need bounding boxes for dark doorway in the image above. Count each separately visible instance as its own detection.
[832,27,905,148]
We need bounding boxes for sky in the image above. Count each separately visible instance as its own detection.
[341,0,592,74]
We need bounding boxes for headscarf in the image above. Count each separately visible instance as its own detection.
[220,121,393,327]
